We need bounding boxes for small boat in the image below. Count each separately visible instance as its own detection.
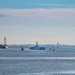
[21,48,24,50]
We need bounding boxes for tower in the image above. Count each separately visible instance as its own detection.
[36,42,38,46]
[57,42,59,45]
[4,37,6,46]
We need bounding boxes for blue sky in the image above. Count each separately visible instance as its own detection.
[0,0,75,8]
[0,0,75,45]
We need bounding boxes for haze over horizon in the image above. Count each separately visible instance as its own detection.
[0,0,75,45]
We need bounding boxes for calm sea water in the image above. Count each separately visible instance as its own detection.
[0,48,75,75]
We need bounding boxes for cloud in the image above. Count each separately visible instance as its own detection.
[0,14,6,17]
[0,8,75,26]
[0,8,75,44]
[35,4,75,8]
[0,8,75,17]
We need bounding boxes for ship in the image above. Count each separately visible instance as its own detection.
[30,42,45,50]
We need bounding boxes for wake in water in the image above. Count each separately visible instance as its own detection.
[1,57,75,60]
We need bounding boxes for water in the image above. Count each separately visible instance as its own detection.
[0,48,75,75]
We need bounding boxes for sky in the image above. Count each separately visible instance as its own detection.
[0,0,75,45]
